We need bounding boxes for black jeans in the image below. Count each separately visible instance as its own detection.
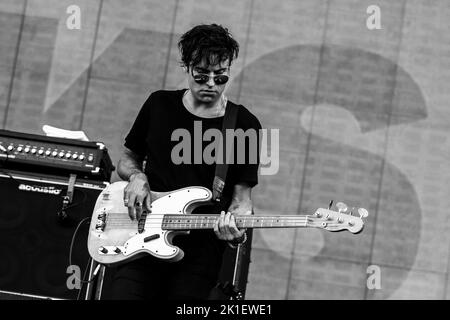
[110,233,224,300]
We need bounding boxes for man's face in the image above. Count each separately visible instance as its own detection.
[187,58,230,104]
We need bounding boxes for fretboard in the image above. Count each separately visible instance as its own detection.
[161,214,310,230]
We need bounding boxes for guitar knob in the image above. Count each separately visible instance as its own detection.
[114,247,121,254]
[99,246,108,254]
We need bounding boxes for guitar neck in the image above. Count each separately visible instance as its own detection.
[161,214,310,230]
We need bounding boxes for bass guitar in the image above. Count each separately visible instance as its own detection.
[87,181,367,265]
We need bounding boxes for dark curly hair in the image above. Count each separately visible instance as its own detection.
[178,24,239,70]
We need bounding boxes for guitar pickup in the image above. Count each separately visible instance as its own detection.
[144,234,160,242]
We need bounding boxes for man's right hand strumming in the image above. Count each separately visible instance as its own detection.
[117,148,152,221]
[123,172,152,221]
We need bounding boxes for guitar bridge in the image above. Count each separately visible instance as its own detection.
[94,207,109,232]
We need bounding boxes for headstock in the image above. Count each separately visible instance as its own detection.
[308,202,367,234]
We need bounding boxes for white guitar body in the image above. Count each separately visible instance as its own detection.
[88,181,212,265]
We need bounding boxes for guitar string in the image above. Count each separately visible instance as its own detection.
[101,216,319,224]
[100,215,314,220]
[101,219,311,227]
[102,216,310,220]
[101,217,310,223]
[103,220,309,224]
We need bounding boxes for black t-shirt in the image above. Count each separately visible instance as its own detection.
[123,89,261,273]
[124,89,261,208]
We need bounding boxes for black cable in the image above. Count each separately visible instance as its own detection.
[68,217,97,284]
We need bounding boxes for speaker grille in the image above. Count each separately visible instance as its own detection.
[0,171,107,300]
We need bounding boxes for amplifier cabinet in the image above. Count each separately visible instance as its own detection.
[0,170,108,300]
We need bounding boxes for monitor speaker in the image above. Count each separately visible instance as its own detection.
[0,170,107,300]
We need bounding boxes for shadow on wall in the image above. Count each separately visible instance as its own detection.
[228,44,426,299]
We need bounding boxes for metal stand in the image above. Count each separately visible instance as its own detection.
[84,260,106,300]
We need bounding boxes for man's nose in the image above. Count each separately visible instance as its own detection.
[206,74,215,87]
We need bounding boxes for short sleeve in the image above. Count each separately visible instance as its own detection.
[124,93,153,157]
[230,108,262,188]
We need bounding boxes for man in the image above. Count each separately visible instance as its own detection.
[111,23,261,300]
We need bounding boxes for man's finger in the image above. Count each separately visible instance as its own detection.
[223,212,232,235]
[127,194,137,221]
[214,219,221,238]
[145,194,152,212]
[218,211,225,234]
[123,189,130,206]
[135,196,144,221]
[229,215,241,236]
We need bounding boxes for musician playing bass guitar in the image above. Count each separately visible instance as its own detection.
[111,23,262,300]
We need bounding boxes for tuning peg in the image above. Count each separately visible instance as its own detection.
[349,207,353,216]
[328,200,334,209]
[358,208,369,218]
[335,202,348,213]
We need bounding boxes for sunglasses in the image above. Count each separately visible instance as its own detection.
[191,70,229,85]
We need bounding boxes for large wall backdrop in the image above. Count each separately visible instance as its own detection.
[1,0,449,299]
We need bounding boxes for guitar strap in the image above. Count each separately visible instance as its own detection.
[212,101,238,202]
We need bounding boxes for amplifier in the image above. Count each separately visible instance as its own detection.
[0,129,114,181]
[0,170,108,300]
